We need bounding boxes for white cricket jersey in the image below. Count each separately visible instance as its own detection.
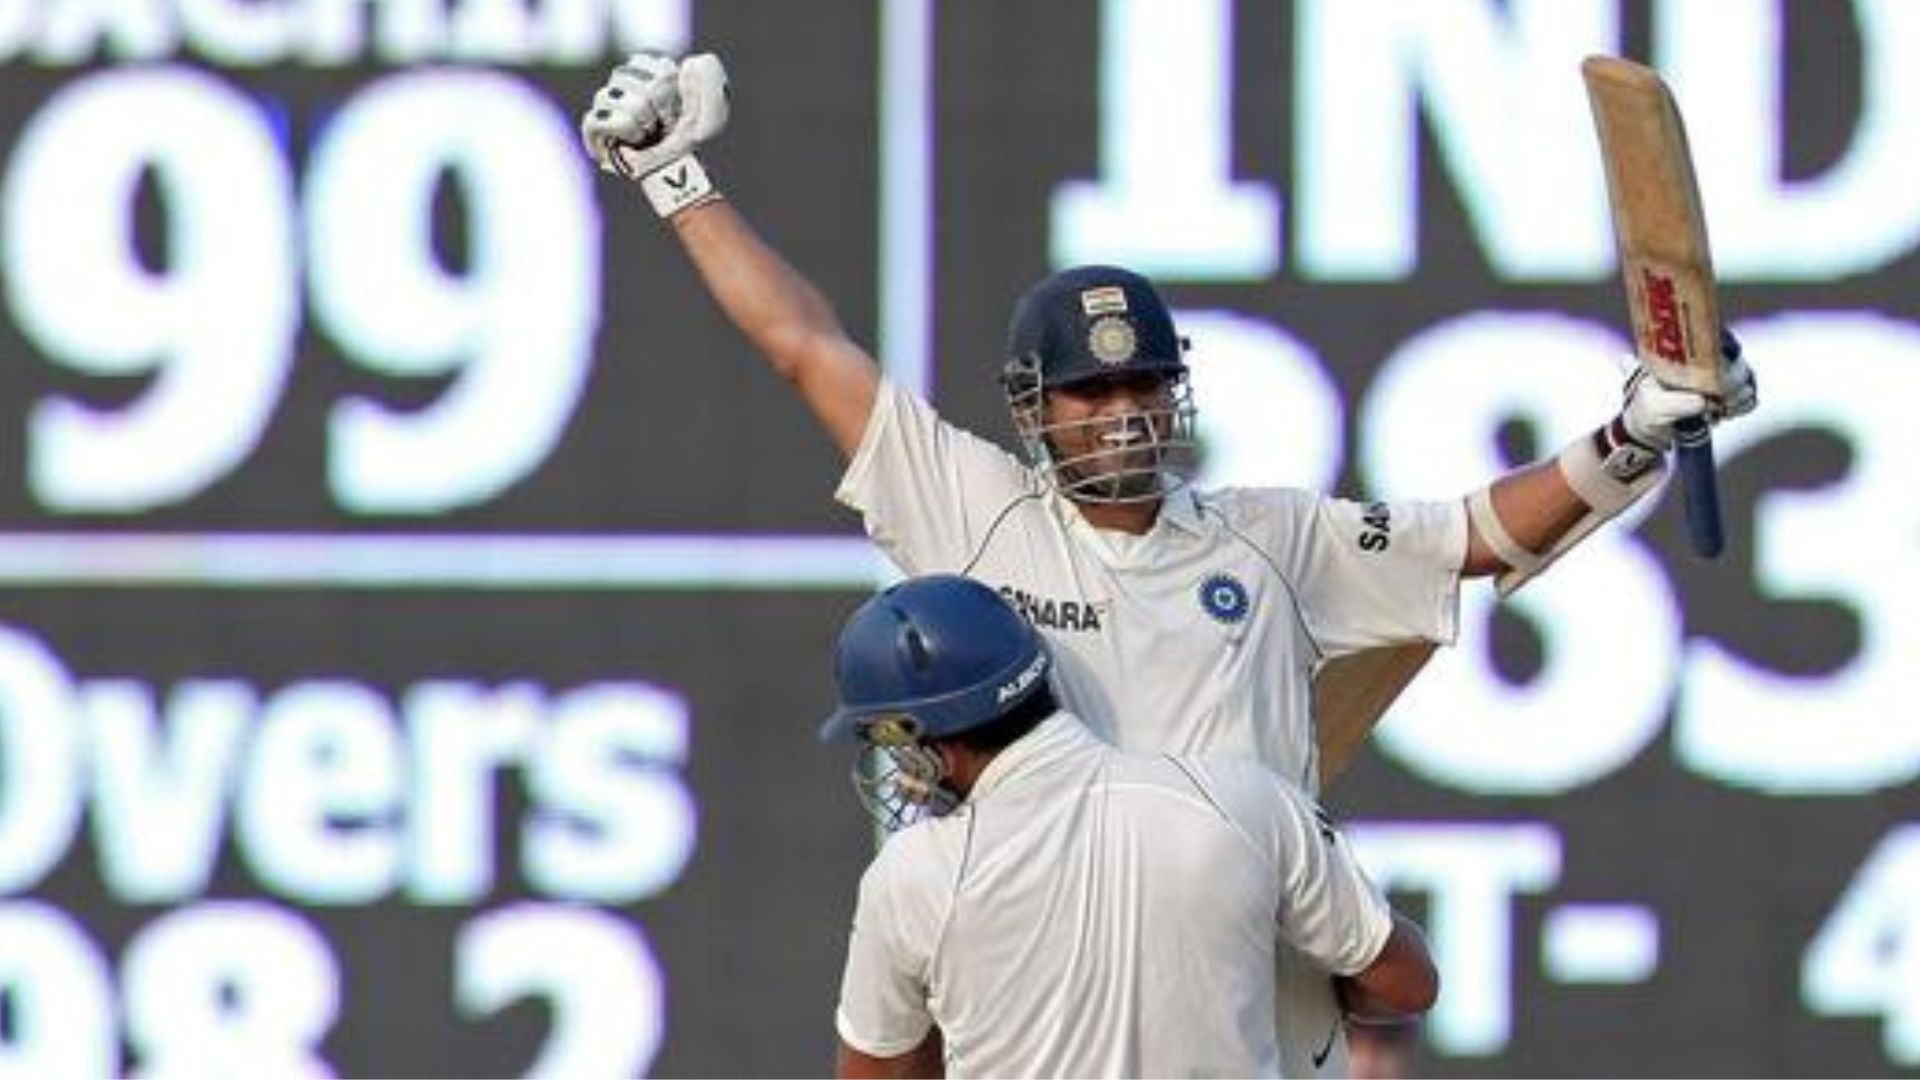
[838,381,1464,791]
[836,381,1465,1077]
[833,714,1394,1078]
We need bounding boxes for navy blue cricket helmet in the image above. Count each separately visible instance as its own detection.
[1002,264,1188,395]
[998,266,1200,501]
[819,574,1051,743]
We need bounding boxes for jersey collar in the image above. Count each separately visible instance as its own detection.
[965,712,1096,803]
[1156,486,1206,536]
[1054,485,1207,554]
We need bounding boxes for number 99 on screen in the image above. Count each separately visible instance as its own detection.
[3,65,600,516]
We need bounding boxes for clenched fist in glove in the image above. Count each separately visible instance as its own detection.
[1550,327,1759,514]
[1619,329,1758,452]
[1586,328,1758,489]
[581,51,731,217]
[1489,329,1758,592]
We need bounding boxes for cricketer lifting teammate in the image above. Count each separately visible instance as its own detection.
[580,51,1757,1078]
[817,574,1436,1077]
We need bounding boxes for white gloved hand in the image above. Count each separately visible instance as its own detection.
[1620,368,1708,452]
[1619,328,1758,451]
[581,50,679,176]
[1711,329,1758,422]
[581,51,730,181]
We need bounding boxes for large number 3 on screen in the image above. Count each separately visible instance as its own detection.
[1356,311,1920,800]
[3,66,599,515]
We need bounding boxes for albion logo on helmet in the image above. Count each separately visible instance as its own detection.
[996,652,1049,704]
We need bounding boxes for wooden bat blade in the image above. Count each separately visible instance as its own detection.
[1584,54,1727,558]
[1582,55,1723,399]
[1312,59,1737,781]
[1313,641,1435,788]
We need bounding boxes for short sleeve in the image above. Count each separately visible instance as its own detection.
[833,845,938,1058]
[1289,494,1466,657]
[835,380,1045,574]
[1263,772,1394,976]
[1182,758,1392,976]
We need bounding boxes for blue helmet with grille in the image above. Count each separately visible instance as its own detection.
[998,265,1199,503]
[819,574,1050,744]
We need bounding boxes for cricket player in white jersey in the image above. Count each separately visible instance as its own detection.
[820,573,1437,1078]
[579,52,1757,1076]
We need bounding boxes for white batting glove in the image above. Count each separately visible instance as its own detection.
[582,51,680,174]
[1619,329,1758,451]
[1711,330,1758,422]
[1620,369,1707,452]
[581,51,731,217]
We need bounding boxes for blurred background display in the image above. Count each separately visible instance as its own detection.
[0,1,1915,1075]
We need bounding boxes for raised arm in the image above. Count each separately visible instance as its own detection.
[667,200,879,456]
[1460,457,1592,577]
[1461,342,1757,590]
[581,51,879,457]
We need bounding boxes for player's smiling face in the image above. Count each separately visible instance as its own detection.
[1041,372,1179,502]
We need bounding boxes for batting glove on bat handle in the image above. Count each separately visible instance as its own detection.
[1714,329,1759,423]
[1620,369,1709,452]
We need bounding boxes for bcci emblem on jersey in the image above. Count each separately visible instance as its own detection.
[1197,573,1251,624]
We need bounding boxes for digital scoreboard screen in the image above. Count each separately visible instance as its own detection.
[1,1,1915,1076]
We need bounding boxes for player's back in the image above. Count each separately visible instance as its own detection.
[891,714,1292,1077]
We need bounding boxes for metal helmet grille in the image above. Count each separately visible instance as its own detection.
[999,266,1200,504]
[852,743,960,831]
[819,576,1051,830]
[1005,354,1199,504]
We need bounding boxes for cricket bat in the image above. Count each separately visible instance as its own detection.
[1316,58,1732,786]
[1582,55,1727,558]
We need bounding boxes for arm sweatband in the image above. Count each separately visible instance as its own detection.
[1474,424,1667,597]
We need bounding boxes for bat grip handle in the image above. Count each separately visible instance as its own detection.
[1673,417,1723,558]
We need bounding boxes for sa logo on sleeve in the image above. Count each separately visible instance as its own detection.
[1357,501,1392,553]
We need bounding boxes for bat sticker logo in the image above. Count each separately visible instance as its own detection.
[1639,269,1687,363]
